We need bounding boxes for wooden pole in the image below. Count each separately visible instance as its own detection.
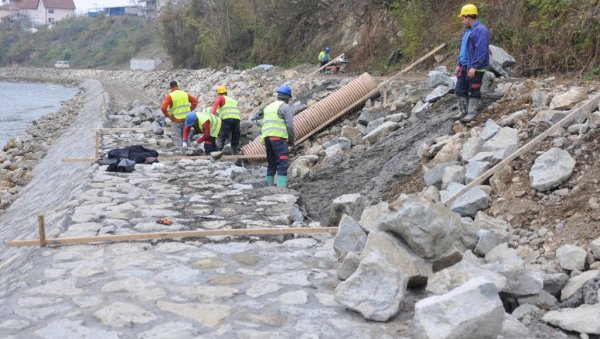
[383,86,388,108]
[5,227,338,248]
[295,44,446,145]
[62,154,267,163]
[38,215,46,248]
[99,127,154,132]
[443,93,600,206]
[95,130,100,161]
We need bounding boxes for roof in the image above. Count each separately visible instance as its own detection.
[6,0,75,10]
[43,0,75,10]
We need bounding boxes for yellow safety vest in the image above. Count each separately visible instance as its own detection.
[217,95,241,120]
[168,90,191,120]
[261,101,287,141]
[318,51,325,61]
[197,107,221,138]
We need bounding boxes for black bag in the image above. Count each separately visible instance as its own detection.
[106,159,136,173]
[107,145,159,164]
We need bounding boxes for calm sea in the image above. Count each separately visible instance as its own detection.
[0,81,79,147]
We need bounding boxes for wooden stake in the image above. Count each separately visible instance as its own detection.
[443,93,600,206]
[62,154,267,163]
[95,130,100,160]
[5,227,338,248]
[38,215,46,247]
[99,127,153,132]
[383,86,388,107]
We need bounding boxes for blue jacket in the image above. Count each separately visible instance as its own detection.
[458,21,490,70]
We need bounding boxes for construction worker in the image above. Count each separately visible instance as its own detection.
[454,4,490,123]
[160,80,198,146]
[260,85,295,188]
[182,107,221,155]
[211,85,241,155]
[318,47,331,69]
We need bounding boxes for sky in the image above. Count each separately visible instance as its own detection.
[73,0,132,14]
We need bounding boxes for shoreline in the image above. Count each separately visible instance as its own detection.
[0,80,85,212]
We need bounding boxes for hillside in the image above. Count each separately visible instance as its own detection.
[0,16,160,69]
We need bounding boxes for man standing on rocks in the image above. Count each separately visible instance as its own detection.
[260,85,295,188]
[454,4,490,123]
[211,85,241,155]
[160,80,198,147]
[183,107,221,155]
[319,47,331,71]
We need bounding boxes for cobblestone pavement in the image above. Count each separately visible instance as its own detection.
[0,83,413,338]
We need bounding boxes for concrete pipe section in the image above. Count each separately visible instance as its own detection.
[241,72,378,156]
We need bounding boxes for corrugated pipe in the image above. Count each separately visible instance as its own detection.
[241,72,378,156]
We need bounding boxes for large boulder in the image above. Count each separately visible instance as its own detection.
[359,202,390,233]
[500,313,531,339]
[481,127,519,159]
[450,186,490,217]
[556,244,587,271]
[329,193,365,225]
[424,161,461,188]
[414,277,505,339]
[529,148,575,192]
[482,263,543,296]
[489,45,516,77]
[425,85,452,103]
[560,270,600,301]
[542,304,600,335]
[592,237,600,259]
[427,252,507,295]
[361,231,433,287]
[427,70,455,89]
[549,87,587,110]
[333,215,367,259]
[334,250,409,322]
[362,121,399,144]
[480,119,500,141]
[376,195,461,259]
[460,135,484,162]
[543,272,570,297]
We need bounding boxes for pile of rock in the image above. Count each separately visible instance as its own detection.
[331,192,600,337]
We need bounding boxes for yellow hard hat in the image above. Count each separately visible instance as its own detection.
[458,4,478,17]
[216,85,227,94]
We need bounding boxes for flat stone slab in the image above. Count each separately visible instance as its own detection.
[94,302,157,328]
[543,304,600,334]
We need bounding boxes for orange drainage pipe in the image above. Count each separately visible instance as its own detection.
[241,72,378,156]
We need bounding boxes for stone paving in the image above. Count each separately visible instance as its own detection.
[0,127,412,338]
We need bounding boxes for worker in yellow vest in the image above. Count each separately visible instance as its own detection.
[260,85,295,188]
[183,107,222,155]
[160,80,198,147]
[211,85,241,154]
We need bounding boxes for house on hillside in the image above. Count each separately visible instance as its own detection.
[0,0,75,26]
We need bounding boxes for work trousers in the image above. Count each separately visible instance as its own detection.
[203,136,217,155]
[265,136,289,177]
[455,65,484,99]
[219,118,240,149]
[171,121,185,147]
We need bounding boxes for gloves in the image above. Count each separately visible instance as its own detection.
[182,142,188,148]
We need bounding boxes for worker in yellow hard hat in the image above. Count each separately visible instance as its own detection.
[454,4,490,123]
[211,85,241,155]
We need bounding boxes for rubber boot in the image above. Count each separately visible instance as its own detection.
[276,175,288,188]
[232,146,239,155]
[461,97,481,123]
[265,176,274,186]
[454,97,468,119]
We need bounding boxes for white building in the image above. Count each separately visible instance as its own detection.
[0,0,75,26]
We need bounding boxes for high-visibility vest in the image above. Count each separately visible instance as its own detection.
[168,90,191,120]
[318,51,325,61]
[197,107,221,137]
[261,101,287,141]
[217,95,241,120]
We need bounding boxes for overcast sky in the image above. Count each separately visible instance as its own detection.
[73,0,132,14]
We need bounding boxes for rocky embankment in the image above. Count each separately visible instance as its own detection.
[1,55,600,338]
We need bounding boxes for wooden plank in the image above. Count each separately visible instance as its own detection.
[62,154,267,163]
[296,44,446,145]
[443,93,600,206]
[99,128,154,132]
[38,215,46,248]
[5,227,338,248]
[62,158,96,163]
